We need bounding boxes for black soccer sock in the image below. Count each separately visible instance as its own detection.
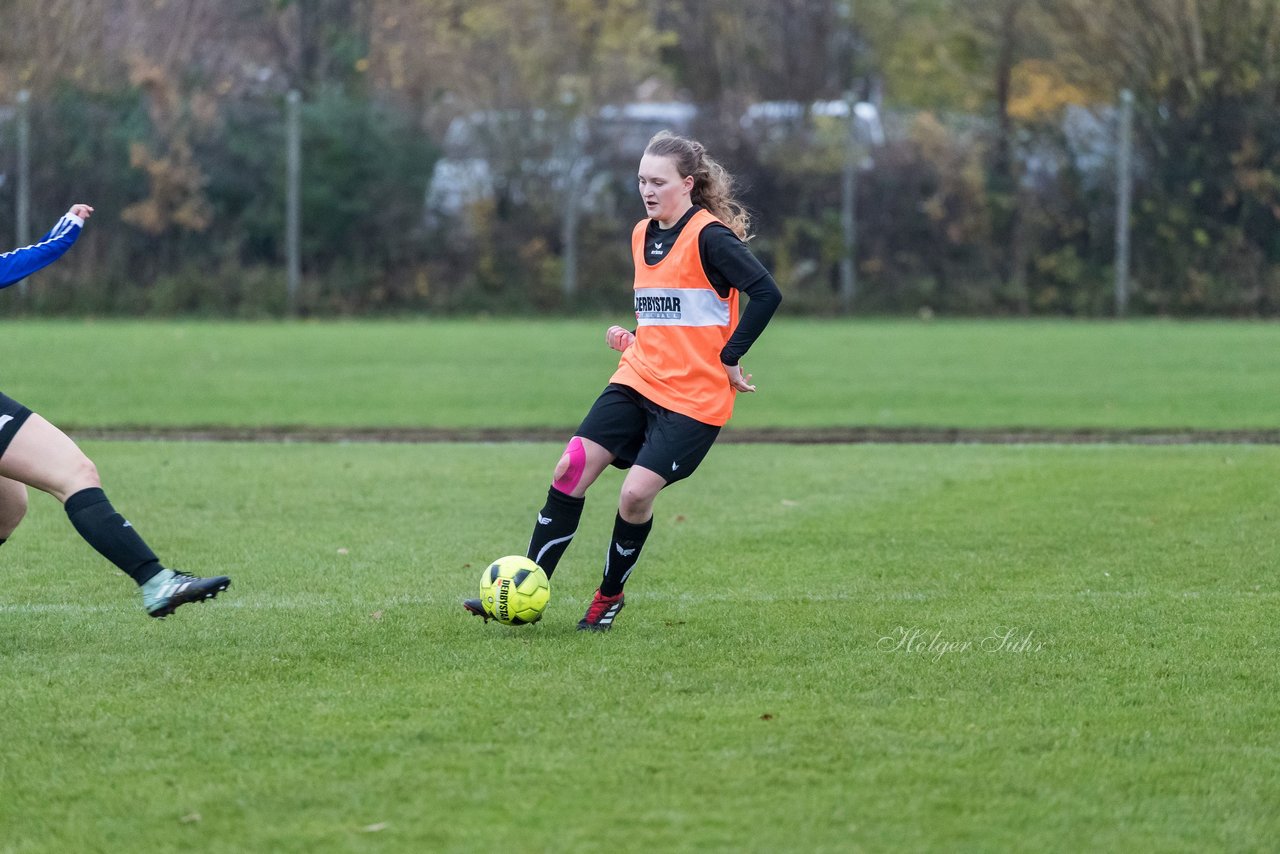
[64,487,163,585]
[527,486,585,578]
[600,512,653,597]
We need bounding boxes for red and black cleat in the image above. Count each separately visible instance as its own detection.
[577,589,624,632]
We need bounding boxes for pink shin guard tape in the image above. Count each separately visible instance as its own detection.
[552,437,587,494]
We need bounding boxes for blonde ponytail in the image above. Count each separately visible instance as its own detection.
[644,131,753,241]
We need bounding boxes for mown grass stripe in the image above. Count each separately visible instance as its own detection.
[61,425,1280,444]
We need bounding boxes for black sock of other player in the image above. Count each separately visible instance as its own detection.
[64,487,163,585]
[600,513,653,597]
[527,486,585,578]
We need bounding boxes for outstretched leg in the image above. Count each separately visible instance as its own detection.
[1,412,162,583]
[0,411,229,616]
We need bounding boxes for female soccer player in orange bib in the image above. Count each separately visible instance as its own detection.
[466,131,781,630]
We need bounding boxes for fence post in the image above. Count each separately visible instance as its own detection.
[1114,88,1133,316]
[16,89,31,299]
[560,115,587,302]
[286,89,301,316]
[839,92,858,314]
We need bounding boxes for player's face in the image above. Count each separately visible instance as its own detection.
[638,153,693,228]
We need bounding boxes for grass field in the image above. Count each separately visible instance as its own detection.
[1,441,1277,851]
[1,320,1278,852]
[1,318,1278,430]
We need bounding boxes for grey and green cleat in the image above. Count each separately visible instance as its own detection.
[142,569,231,618]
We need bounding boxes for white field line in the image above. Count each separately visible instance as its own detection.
[1,588,1274,616]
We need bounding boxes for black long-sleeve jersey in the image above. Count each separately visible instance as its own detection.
[642,206,782,366]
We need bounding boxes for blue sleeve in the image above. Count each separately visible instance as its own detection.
[0,214,84,289]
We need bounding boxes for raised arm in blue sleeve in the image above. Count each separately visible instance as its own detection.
[0,213,84,289]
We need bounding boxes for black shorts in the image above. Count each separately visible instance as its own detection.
[576,383,721,485]
[0,391,33,461]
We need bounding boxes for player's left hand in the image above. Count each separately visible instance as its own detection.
[724,363,756,392]
[68,204,94,220]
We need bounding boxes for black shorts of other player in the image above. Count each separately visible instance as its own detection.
[576,384,720,485]
[0,392,34,460]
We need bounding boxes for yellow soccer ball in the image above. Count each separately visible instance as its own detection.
[480,556,550,625]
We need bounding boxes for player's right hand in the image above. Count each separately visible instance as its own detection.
[606,325,635,352]
[68,204,94,220]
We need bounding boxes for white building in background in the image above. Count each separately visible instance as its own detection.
[425,96,1119,224]
[424,102,698,222]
